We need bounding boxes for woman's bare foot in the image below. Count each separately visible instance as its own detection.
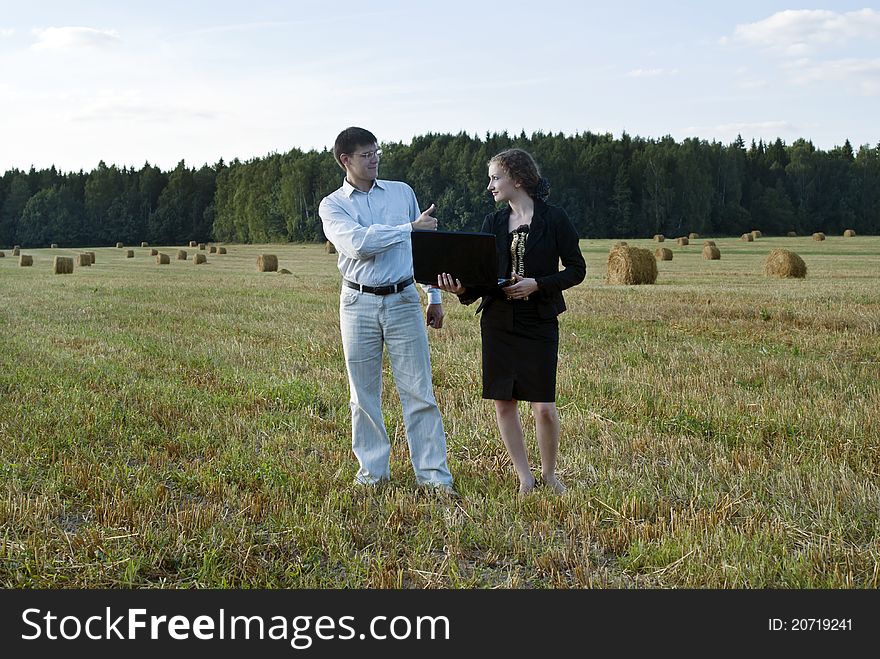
[541,473,567,495]
[518,474,538,497]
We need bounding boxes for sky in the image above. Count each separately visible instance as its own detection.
[1,1,878,172]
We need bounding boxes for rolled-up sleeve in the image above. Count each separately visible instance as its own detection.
[319,196,412,261]
[422,284,442,304]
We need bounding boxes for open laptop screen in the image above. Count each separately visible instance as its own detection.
[411,230,498,288]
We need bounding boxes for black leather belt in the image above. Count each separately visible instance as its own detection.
[343,276,414,295]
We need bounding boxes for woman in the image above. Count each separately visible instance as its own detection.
[437,148,586,495]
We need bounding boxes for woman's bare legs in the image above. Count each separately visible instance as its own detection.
[531,402,566,494]
[493,399,537,494]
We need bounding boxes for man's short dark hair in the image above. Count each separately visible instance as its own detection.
[333,127,378,169]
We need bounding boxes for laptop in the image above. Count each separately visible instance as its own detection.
[411,230,498,288]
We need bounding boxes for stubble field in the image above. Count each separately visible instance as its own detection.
[1,235,878,587]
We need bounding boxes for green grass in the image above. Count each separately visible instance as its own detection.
[1,236,879,588]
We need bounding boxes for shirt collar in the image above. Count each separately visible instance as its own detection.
[341,177,386,197]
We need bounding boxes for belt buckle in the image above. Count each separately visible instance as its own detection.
[378,285,393,295]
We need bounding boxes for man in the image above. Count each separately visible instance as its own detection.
[318,127,455,494]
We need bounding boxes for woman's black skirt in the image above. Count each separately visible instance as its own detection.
[480,298,559,402]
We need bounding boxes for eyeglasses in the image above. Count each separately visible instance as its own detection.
[347,149,382,161]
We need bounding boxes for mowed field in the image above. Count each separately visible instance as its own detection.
[1,235,878,588]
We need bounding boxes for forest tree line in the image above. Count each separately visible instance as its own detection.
[2,130,879,249]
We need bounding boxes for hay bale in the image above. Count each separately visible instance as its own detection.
[150,248,158,256]
[19,254,33,267]
[279,268,292,274]
[676,237,689,246]
[12,247,20,256]
[177,249,188,260]
[189,240,197,247]
[653,234,664,242]
[126,250,134,258]
[702,244,721,260]
[116,242,124,248]
[655,247,673,261]
[703,240,716,247]
[326,241,337,254]
[606,244,657,285]
[751,230,762,238]
[741,233,754,242]
[812,232,825,241]
[193,253,207,265]
[198,243,206,250]
[86,251,96,264]
[688,232,699,239]
[786,231,797,237]
[0,251,5,257]
[843,229,856,237]
[53,256,73,274]
[218,247,227,254]
[76,253,91,266]
[257,254,279,272]
[209,245,217,253]
[156,253,170,264]
[50,243,58,249]
[764,249,806,278]
[141,241,149,247]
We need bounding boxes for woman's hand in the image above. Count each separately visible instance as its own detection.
[502,274,538,300]
[437,273,465,295]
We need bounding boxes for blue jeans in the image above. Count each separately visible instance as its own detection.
[339,284,453,486]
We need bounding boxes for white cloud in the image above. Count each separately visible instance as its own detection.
[31,26,121,51]
[786,57,880,95]
[725,10,880,96]
[626,68,678,78]
[67,90,220,123]
[162,10,391,42]
[1,28,15,38]
[730,9,880,55]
